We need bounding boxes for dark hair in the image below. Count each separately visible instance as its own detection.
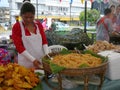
[104,8,111,15]
[23,0,30,2]
[110,5,115,9]
[20,2,35,16]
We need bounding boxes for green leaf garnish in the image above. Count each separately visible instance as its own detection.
[50,62,65,74]
[35,72,43,76]
[79,63,90,68]
[59,48,72,55]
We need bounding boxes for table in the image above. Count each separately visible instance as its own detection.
[41,77,120,90]
[110,35,120,44]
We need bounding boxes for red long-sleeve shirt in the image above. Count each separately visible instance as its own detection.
[12,20,48,54]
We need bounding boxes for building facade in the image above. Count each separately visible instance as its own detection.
[8,0,92,25]
[0,7,9,23]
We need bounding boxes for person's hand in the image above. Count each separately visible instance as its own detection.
[112,31,120,36]
[33,59,43,69]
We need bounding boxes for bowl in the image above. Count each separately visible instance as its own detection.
[34,70,45,80]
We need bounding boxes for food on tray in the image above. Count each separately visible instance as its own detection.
[0,63,40,89]
[87,40,116,53]
[50,53,102,68]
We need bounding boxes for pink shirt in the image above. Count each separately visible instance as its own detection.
[42,21,48,31]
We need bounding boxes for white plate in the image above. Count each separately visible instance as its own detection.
[34,70,45,79]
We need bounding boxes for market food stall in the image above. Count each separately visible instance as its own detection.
[1,40,120,90]
[40,41,120,90]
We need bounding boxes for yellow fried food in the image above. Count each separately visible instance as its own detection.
[0,63,40,89]
[3,79,14,86]
[51,53,102,68]
[0,78,4,83]
[0,65,7,72]
[14,82,32,89]
[0,73,4,77]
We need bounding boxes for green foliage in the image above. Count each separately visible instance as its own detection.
[42,58,50,64]
[50,62,65,74]
[79,9,100,25]
[79,63,90,68]
[35,72,44,76]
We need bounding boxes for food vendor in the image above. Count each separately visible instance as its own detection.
[12,2,49,68]
[96,8,118,42]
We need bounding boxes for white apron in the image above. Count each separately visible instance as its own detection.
[18,21,45,68]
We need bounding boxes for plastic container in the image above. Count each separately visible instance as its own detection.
[98,50,120,80]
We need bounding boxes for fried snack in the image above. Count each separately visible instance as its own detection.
[0,78,4,83]
[0,65,7,72]
[51,53,102,68]
[14,81,32,89]
[87,40,117,53]
[0,63,40,89]
[3,79,13,86]
[0,73,4,77]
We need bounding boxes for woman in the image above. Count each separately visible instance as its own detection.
[96,8,117,42]
[42,18,48,31]
[12,2,49,68]
[110,5,115,15]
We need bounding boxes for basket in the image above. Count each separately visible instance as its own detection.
[42,52,108,90]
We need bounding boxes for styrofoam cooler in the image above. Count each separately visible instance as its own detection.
[98,50,120,80]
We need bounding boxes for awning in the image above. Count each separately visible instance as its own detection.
[37,15,79,21]
[37,16,60,19]
[60,17,79,21]
[73,17,79,21]
[37,16,46,19]
[60,17,70,21]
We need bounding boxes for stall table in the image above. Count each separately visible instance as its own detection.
[110,34,120,44]
[41,77,120,90]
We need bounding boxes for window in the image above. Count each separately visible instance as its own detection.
[17,3,22,10]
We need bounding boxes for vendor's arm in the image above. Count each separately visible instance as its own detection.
[106,19,119,35]
[12,22,36,62]
[36,21,49,54]
[106,19,114,32]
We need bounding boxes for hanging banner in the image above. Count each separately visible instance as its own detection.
[97,0,103,3]
[81,0,93,4]
[81,0,84,4]
[90,0,93,3]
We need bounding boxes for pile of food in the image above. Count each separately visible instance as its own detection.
[86,40,118,53]
[0,63,40,90]
[51,53,102,69]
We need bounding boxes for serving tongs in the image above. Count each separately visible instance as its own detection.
[83,44,88,49]
[74,47,81,54]
[46,54,53,60]
[38,65,44,70]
